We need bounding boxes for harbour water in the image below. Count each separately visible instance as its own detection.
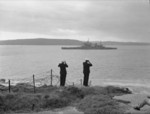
[0,45,150,93]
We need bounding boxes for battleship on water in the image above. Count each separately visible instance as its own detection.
[61,41,117,50]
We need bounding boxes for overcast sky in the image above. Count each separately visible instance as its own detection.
[0,0,150,42]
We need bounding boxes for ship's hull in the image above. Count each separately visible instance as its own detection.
[61,47,117,50]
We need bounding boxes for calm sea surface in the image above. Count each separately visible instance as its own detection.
[0,45,150,92]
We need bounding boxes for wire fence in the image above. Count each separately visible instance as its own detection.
[0,69,92,93]
[9,69,61,87]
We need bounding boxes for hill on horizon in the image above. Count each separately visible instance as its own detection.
[0,38,150,45]
[0,38,83,45]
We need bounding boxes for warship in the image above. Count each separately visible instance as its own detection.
[61,41,117,50]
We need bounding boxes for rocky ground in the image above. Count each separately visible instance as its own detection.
[115,93,150,114]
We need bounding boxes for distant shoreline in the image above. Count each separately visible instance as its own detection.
[0,38,150,46]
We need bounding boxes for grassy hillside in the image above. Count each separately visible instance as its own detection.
[0,84,132,114]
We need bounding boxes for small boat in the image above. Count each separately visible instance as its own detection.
[61,41,117,50]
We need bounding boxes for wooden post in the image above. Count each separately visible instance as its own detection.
[72,82,74,86]
[32,104,35,111]
[80,79,82,85]
[8,80,11,93]
[33,74,36,93]
[89,80,92,86]
[50,69,53,86]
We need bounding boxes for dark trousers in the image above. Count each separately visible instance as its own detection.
[60,73,66,86]
[83,73,89,86]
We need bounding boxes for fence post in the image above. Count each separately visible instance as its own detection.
[33,74,36,93]
[8,79,11,93]
[89,80,92,86]
[80,79,82,86]
[50,69,53,86]
[72,82,74,86]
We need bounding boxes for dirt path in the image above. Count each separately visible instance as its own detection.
[10,107,84,114]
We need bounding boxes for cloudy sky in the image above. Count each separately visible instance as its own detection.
[0,0,150,42]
